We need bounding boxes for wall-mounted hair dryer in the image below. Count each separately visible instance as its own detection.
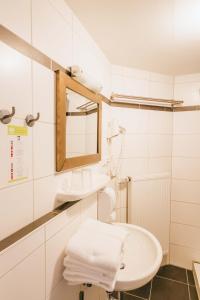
[107,120,126,142]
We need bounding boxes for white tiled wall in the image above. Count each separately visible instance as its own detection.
[0,0,109,299]
[1,0,200,298]
[111,65,174,99]
[111,66,173,255]
[170,75,200,269]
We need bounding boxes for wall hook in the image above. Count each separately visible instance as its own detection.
[0,107,15,124]
[25,112,40,127]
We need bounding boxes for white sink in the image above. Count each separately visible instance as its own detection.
[56,174,110,203]
[114,223,162,291]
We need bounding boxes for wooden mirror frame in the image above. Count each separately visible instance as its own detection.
[56,70,102,171]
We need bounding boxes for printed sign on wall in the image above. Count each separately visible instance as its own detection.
[8,125,28,183]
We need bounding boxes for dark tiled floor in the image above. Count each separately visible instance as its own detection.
[188,270,195,286]
[157,264,187,283]
[121,264,198,300]
[189,286,198,300]
[151,277,189,300]
[127,281,151,299]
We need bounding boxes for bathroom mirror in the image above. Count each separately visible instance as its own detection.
[56,70,102,171]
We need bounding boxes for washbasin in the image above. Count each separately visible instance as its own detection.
[113,223,162,291]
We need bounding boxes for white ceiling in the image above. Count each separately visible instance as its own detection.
[65,0,200,75]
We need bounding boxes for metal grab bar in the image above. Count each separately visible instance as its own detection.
[118,176,131,223]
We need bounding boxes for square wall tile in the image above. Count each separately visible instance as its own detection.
[120,158,149,178]
[173,134,200,157]
[124,77,149,96]
[32,61,55,124]
[171,179,200,204]
[0,42,32,118]
[120,108,149,134]
[0,0,31,42]
[122,134,149,158]
[148,134,172,157]
[149,81,173,100]
[148,158,172,174]
[173,111,200,134]
[0,246,45,300]
[33,122,55,179]
[171,201,200,227]
[170,244,200,270]
[172,158,200,180]
[0,182,33,240]
[148,111,173,134]
[171,223,200,250]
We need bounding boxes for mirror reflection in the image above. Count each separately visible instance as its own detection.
[66,89,98,158]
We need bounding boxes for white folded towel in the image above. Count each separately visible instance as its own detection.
[63,267,112,282]
[63,272,118,291]
[63,218,129,291]
[64,257,115,279]
[66,230,123,273]
[73,218,128,243]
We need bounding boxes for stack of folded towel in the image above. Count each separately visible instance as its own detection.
[63,218,129,291]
